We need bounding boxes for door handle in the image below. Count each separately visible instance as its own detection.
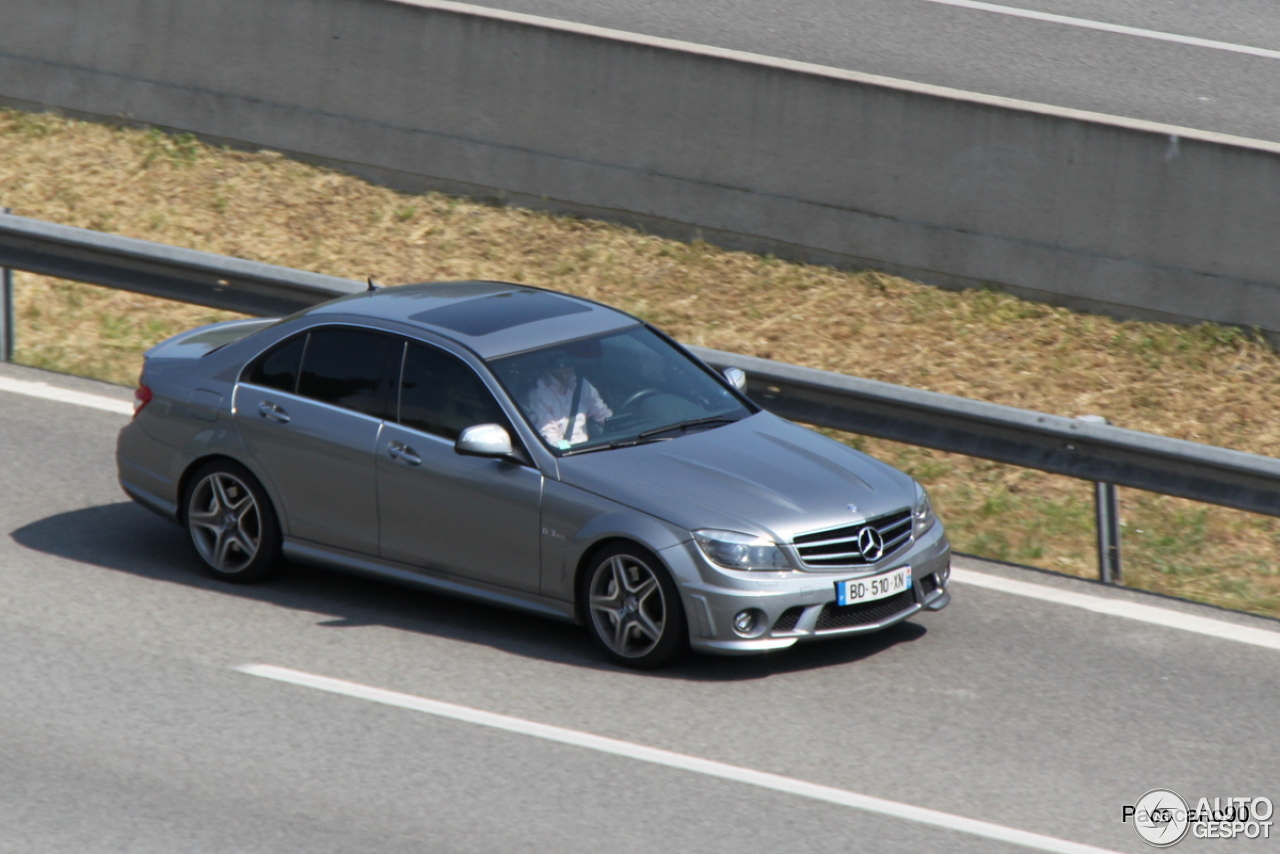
[256,400,290,423]
[387,441,421,466]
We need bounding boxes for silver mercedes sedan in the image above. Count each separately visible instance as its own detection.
[117,281,951,667]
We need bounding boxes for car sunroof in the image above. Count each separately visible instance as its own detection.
[409,290,592,336]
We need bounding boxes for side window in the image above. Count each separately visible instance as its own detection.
[244,333,307,393]
[297,327,402,418]
[399,343,508,440]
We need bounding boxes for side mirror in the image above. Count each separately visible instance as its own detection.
[723,366,747,391]
[456,423,514,458]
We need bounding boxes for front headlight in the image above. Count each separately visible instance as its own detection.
[693,529,792,571]
[913,483,937,536]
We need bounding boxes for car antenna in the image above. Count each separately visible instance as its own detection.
[367,275,381,291]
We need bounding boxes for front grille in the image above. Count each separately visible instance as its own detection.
[814,590,916,630]
[771,606,805,633]
[792,509,913,568]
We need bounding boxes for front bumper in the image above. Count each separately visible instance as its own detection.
[660,523,952,656]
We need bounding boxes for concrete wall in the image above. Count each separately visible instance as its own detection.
[5,0,1280,331]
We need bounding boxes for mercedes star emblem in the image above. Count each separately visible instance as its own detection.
[857,526,885,561]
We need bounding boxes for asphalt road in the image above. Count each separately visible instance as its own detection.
[2,361,1278,852]
[470,0,1280,143]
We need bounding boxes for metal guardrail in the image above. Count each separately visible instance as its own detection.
[5,210,1280,582]
[0,212,363,317]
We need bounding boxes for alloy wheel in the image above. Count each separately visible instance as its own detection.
[587,553,668,659]
[187,472,263,574]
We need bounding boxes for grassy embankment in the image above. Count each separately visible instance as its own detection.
[3,108,1279,617]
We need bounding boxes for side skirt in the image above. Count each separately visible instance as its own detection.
[282,540,577,623]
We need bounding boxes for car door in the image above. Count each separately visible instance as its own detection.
[377,340,543,593]
[235,326,401,556]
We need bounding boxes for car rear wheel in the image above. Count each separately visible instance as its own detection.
[184,460,281,583]
[582,543,687,668]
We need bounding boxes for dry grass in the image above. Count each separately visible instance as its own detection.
[3,108,1279,617]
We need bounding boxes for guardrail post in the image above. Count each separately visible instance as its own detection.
[1078,415,1122,584]
[0,207,12,362]
[1095,480,1122,584]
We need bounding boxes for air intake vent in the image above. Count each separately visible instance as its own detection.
[814,590,915,630]
[771,606,805,633]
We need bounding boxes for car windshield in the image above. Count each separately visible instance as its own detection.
[488,326,752,454]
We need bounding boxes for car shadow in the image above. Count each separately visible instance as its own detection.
[11,502,928,681]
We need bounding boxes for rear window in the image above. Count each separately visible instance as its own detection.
[192,319,279,356]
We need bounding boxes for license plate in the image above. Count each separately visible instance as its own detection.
[836,566,912,606]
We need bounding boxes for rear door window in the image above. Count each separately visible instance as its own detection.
[297,327,402,419]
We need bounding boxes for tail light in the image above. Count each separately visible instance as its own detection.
[133,382,153,416]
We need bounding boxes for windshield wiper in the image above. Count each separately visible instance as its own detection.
[637,415,741,440]
[559,436,671,456]
[560,416,744,456]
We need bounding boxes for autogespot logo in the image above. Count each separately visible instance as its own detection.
[1130,790,1191,847]
[1124,789,1274,847]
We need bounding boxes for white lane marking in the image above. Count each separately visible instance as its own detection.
[920,0,1280,61]
[952,568,1280,652]
[237,663,1122,854]
[0,375,133,415]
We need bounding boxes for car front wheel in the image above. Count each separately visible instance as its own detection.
[183,460,281,583]
[582,543,687,668]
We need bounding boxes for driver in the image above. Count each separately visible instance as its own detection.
[528,352,612,448]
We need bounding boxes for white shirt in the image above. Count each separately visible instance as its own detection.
[528,373,612,446]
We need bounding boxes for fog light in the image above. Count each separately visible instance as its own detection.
[733,609,766,637]
[939,562,951,585]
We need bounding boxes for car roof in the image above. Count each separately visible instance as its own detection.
[300,281,641,359]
